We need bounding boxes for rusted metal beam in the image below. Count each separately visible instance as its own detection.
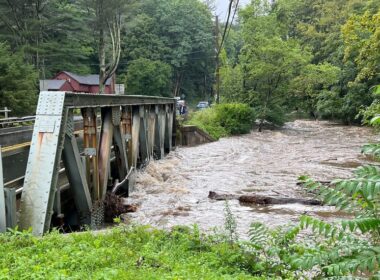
[131,107,140,168]
[82,108,99,201]
[121,106,133,169]
[147,107,156,159]
[159,107,166,159]
[98,109,114,200]
[139,106,149,164]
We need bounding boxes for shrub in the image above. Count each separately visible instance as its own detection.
[187,103,256,139]
[215,103,256,135]
[186,108,228,140]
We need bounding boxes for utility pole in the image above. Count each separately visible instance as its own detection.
[215,15,220,104]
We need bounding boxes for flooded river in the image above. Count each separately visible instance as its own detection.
[124,120,378,236]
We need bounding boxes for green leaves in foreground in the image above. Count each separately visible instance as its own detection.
[295,169,380,278]
[362,143,380,159]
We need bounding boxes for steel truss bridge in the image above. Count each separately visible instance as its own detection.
[0,91,176,236]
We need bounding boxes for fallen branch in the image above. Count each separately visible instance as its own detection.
[208,191,322,206]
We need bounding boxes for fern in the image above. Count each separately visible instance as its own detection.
[248,222,269,249]
[301,176,367,213]
[355,165,380,179]
[297,164,380,278]
[362,143,380,158]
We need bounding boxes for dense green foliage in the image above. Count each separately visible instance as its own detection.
[0,225,266,280]
[0,43,37,116]
[122,0,215,100]
[0,0,378,121]
[125,58,172,97]
[222,0,380,124]
[0,0,214,115]
[187,103,255,139]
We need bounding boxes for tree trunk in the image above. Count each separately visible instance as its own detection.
[97,0,122,94]
[258,119,263,132]
[98,0,106,94]
[208,191,322,206]
[173,72,182,97]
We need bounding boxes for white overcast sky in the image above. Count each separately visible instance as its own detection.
[215,0,250,20]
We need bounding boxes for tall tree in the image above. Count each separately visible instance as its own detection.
[0,0,94,77]
[84,0,126,93]
[122,0,215,98]
[0,43,37,115]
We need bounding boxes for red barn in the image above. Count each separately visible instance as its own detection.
[40,71,114,94]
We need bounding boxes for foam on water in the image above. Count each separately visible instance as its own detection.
[124,120,377,237]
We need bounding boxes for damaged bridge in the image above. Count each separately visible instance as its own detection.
[1,91,176,236]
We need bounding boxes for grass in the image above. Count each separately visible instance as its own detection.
[0,225,266,280]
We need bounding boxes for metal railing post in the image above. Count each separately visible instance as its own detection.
[0,146,6,232]
[4,188,16,229]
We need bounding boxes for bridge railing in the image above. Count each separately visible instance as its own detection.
[18,91,176,236]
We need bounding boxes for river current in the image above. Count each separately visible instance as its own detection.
[123,120,378,236]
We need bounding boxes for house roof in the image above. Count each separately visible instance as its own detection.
[40,79,67,90]
[62,71,112,86]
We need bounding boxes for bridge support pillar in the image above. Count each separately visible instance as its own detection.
[19,91,67,235]
[139,106,149,164]
[62,112,92,225]
[147,107,156,159]
[131,107,140,168]
[82,108,99,202]
[165,105,173,152]
[98,109,114,200]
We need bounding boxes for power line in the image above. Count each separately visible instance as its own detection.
[217,0,234,57]
[226,0,240,42]
[217,0,240,57]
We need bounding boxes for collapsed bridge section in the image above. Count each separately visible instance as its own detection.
[18,91,176,236]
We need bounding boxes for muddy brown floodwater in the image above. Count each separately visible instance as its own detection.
[123,120,378,237]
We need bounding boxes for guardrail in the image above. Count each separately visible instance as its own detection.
[0,116,35,128]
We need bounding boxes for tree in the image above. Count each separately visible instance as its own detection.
[224,0,311,130]
[290,63,341,118]
[125,58,172,97]
[0,43,37,115]
[240,37,310,130]
[122,0,215,98]
[85,0,127,93]
[0,0,95,78]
